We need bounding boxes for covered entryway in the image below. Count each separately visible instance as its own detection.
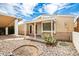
[0,27,5,35]
[8,26,14,35]
[0,26,15,35]
[0,13,19,36]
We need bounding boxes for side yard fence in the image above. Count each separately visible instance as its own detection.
[72,32,79,53]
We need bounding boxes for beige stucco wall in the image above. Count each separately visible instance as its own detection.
[54,16,74,41]
[54,32,72,41]
[56,16,74,32]
[36,23,41,35]
[18,24,25,35]
[42,32,72,41]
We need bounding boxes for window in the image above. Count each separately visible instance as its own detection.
[43,23,51,31]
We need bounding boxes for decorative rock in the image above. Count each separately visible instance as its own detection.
[0,36,78,56]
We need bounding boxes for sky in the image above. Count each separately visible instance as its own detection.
[0,3,79,22]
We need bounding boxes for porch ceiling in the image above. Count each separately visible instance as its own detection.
[0,15,16,27]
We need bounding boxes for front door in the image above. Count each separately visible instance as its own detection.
[30,25,32,34]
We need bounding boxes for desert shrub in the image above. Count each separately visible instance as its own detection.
[43,34,56,45]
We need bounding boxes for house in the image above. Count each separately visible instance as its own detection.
[18,14,75,41]
[0,12,21,36]
[74,16,79,32]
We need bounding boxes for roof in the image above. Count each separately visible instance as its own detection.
[0,11,22,21]
[26,15,57,23]
[0,11,16,18]
[26,14,75,24]
[0,12,21,27]
[26,15,42,23]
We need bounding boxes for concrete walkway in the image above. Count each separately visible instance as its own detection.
[0,35,24,40]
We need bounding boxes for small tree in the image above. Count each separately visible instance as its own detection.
[18,18,22,21]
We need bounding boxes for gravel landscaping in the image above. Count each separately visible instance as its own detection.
[0,36,79,56]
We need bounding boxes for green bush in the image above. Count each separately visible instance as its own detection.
[43,34,56,45]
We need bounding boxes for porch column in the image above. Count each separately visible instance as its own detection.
[24,23,26,36]
[14,19,18,36]
[51,20,53,37]
[5,27,8,35]
[54,19,56,34]
[41,22,43,38]
[34,23,36,39]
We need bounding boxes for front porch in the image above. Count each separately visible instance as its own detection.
[26,19,55,39]
[25,20,71,41]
